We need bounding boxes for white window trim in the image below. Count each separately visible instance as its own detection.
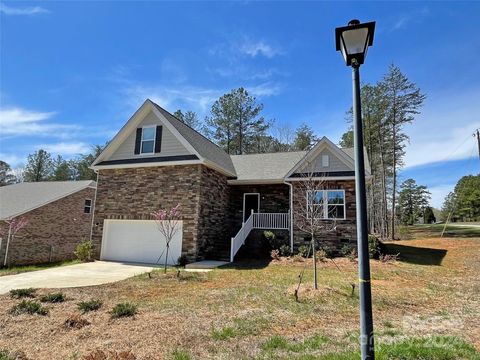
[84,199,92,214]
[306,189,346,220]
[140,125,156,155]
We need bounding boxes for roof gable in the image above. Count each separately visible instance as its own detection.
[92,100,236,177]
[285,137,356,178]
[0,180,95,220]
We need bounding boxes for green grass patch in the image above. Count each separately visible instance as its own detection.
[0,260,80,277]
[111,302,137,318]
[171,349,192,360]
[9,287,37,299]
[262,333,331,353]
[212,326,236,340]
[302,336,480,360]
[10,300,48,316]
[77,299,103,313]
[40,292,65,303]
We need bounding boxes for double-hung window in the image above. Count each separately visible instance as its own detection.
[141,126,156,154]
[84,199,92,214]
[307,189,345,220]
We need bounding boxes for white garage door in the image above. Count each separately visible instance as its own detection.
[101,219,183,265]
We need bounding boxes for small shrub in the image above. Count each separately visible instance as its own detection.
[10,300,48,316]
[40,292,65,303]
[347,248,358,262]
[263,230,275,242]
[74,239,94,262]
[315,249,327,262]
[77,299,103,313]
[111,302,137,318]
[64,313,90,329]
[297,245,310,258]
[9,288,36,299]
[368,234,381,259]
[379,253,399,263]
[177,255,188,267]
[340,244,352,257]
[270,249,280,260]
[83,350,136,360]
[319,245,335,258]
[278,244,291,257]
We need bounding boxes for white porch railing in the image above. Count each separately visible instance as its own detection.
[230,210,290,262]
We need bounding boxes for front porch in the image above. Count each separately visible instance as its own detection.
[230,211,290,262]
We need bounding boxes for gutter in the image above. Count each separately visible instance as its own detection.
[89,170,99,245]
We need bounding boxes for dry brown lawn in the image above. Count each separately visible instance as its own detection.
[0,236,479,360]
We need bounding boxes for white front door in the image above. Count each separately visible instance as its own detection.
[101,219,183,265]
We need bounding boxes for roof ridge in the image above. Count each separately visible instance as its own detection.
[149,100,227,154]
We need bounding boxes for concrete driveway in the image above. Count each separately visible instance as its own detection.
[0,261,155,295]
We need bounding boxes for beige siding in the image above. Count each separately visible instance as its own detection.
[298,148,351,173]
[109,111,192,161]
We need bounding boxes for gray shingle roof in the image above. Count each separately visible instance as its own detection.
[0,180,95,220]
[230,151,307,182]
[151,101,237,176]
[341,147,371,173]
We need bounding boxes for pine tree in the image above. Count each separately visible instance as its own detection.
[398,178,430,225]
[173,109,202,131]
[24,149,54,182]
[293,123,318,151]
[52,155,72,181]
[0,161,16,186]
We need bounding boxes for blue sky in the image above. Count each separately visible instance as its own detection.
[1,1,479,208]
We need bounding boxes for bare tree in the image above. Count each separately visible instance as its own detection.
[151,204,182,274]
[1,217,28,266]
[292,160,338,289]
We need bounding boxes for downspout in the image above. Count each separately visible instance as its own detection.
[89,170,99,245]
[284,180,294,253]
[3,222,12,267]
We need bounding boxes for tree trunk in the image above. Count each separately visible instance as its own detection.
[312,236,318,290]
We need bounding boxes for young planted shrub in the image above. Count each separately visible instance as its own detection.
[177,254,188,267]
[279,244,291,257]
[9,288,36,299]
[10,300,48,316]
[297,245,310,258]
[368,234,381,259]
[77,299,103,313]
[40,292,65,303]
[74,239,93,262]
[111,302,137,318]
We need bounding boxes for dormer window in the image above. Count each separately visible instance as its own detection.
[141,126,156,154]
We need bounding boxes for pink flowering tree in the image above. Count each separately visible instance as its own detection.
[1,217,28,267]
[151,204,181,274]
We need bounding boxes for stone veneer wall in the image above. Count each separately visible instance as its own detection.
[92,164,230,261]
[291,179,357,251]
[0,187,95,266]
[197,166,230,260]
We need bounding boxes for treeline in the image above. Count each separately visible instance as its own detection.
[339,65,426,239]
[0,146,105,185]
[175,87,319,154]
[441,174,480,222]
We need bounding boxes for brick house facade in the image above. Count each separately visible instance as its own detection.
[0,183,95,266]
[90,100,370,264]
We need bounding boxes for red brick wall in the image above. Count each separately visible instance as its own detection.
[0,187,95,266]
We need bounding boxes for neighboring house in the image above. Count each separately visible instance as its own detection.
[0,181,96,265]
[91,99,371,265]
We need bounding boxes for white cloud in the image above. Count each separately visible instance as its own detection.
[239,40,283,58]
[248,82,282,97]
[0,106,79,139]
[0,153,23,167]
[0,3,49,16]
[42,142,90,156]
[404,87,480,169]
[429,184,454,209]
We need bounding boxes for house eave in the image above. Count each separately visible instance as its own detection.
[227,179,285,185]
[92,159,203,171]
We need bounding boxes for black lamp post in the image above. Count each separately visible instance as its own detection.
[335,19,376,360]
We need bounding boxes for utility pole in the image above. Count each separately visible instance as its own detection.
[474,129,480,161]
